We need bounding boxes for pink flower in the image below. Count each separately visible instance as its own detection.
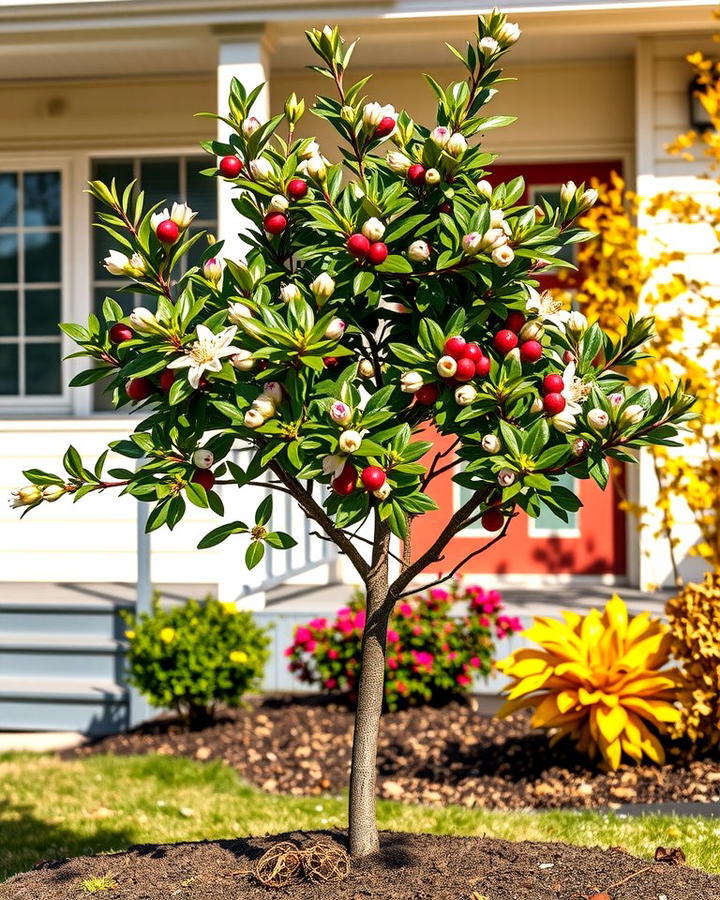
[324,678,337,689]
[399,603,413,617]
[448,651,457,660]
[444,622,454,634]
[412,625,423,636]
[430,588,449,601]
[412,650,434,667]
[309,617,327,630]
[466,585,483,597]
[338,607,351,616]
[306,640,317,652]
[387,629,400,643]
[387,657,399,670]
[328,648,339,660]
[456,674,471,686]
[479,616,490,627]
[469,656,481,668]
[353,611,366,630]
[337,617,354,634]
[295,626,312,644]
[284,646,294,657]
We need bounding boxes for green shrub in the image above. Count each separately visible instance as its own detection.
[123,596,270,729]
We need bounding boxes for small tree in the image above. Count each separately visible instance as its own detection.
[11,11,693,858]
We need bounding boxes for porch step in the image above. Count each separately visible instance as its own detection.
[0,634,126,681]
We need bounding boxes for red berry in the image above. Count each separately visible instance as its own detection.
[504,311,526,333]
[462,342,482,363]
[191,468,215,491]
[520,340,543,363]
[543,373,565,395]
[368,242,388,265]
[543,392,566,415]
[475,355,491,378]
[125,377,154,401]
[219,155,243,178]
[438,201,453,215]
[109,323,133,344]
[156,219,179,244]
[407,164,427,186]
[323,356,339,368]
[493,330,518,355]
[563,350,576,364]
[455,358,476,382]
[347,233,371,259]
[159,369,175,393]
[264,212,287,235]
[374,117,396,138]
[286,178,308,200]
[444,336,466,360]
[361,466,386,491]
[481,508,505,532]
[332,461,357,496]
[415,383,440,405]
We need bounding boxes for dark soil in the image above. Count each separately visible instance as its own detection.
[73,695,720,810]
[3,830,718,900]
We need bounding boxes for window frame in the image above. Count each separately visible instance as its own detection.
[0,155,73,413]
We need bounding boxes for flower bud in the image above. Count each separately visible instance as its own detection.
[192,449,214,469]
[362,102,384,128]
[476,180,493,198]
[609,392,624,407]
[492,245,515,267]
[496,20,521,46]
[130,307,162,334]
[324,317,346,340]
[203,257,223,286]
[455,384,477,406]
[263,381,284,404]
[481,434,501,454]
[518,320,544,342]
[330,400,353,424]
[230,349,255,371]
[497,468,516,487]
[533,204,546,221]
[560,180,577,206]
[362,218,385,241]
[386,151,412,173]
[339,430,362,453]
[242,116,261,137]
[359,358,375,378]
[400,371,424,393]
[462,232,483,256]
[284,93,305,124]
[490,208,511,234]
[580,188,599,211]
[407,240,431,262]
[479,36,499,56]
[373,482,392,500]
[436,355,457,378]
[480,228,508,252]
[299,140,320,160]
[530,397,544,414]
[424,168,441,185]
[340,105,355,122]
[566,310,588,340]
[244,408,265,429]
[619,404,645,427]
[249,158,274,181]
[552,409,577,433]
[104,250,146,278]
[9,485,43,508]
[306,156,327,182]
[252,393,276,420]
[41,484,67,502]
[572,438,590,457]
[268,194,290,214]
[279,283,301,303]
[228,302,253,325]
[310,272,335,304]
[446,133,467,157]
[430,126,451,147]
[170,202,197,229]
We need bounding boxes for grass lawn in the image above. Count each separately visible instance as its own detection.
[1,752,719,882]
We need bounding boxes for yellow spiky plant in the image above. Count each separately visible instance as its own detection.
[496,595,681,770]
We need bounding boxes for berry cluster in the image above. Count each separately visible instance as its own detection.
[492,312,543,363]
[437,335,491,383]
[332,463,387,496]
[346,233,388,266]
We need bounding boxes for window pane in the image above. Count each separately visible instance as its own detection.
[0,344,18,394]
[0,173,18,227]
[141,159,179,210]
[0,233,18,283]
[94,286,135,318]
[532,472,578,532]
[185,228,208,271]
[25,288,61,337]
[24,172,61,228]
[25,342,61,395]
[187,158,216,221]
[0,290,18,337]
[25,231,61,283]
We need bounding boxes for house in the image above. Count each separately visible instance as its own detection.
[0,0,714,733]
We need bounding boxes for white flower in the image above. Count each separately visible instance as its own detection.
[324,318,345,340]
[306,156,327,181]
[407,240,431,262]
[560,181,577,206]
[446,133,467,157]
[322,454,347,478]
[430,126,451,147]
[359,359,375,378]
[436,356,457,378]
[551,408,578,433]
[481,434,501,454]
[492,245,515,267]
[299,140,320,160]
[130,307,162,334]
[386,151,412,174]
[476,180,492,198]
[203,257,223,285]
[227,302,253,325]
[560,360,591,415]
[581,187,599,211]
[167,325,242,389]
[150,208,171,232]
[362,102,384,128]
[249,158,274,181]
[619,404,645,427]
[496,20,521,46]
[609,392,624,407]
[252,393,276,420]
[330,401,353,424]
[42,484,66,502]
[373,482,392,500]
[400,371,424,393]
[263,381,283,404]
[242,116,261,137]
[455,384,477,406]
[268,194,289,214]
[490,208,512,235]
[244,408,265,429]
[279,283,301,303]
[425,168,441,185]
[479,36,499,56]
[525,287,570,328]
[230,349,255,371]
[567,310,588,340]
[362,218,385,241]
[170,202,196,229]
[339,430,362,453]
[310,273,335,303]
[481,228,508,252]
[192,449,214,469]
[104,250,146,277]
[587,408,609,432]
[497,468,516,487]
[462,232,483,255]
[9,485,42,508]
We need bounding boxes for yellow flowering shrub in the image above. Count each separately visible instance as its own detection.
[497,595,680,769]
[123,595,270,729]
[666,572,720,747]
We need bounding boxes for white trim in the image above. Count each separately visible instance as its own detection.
[411,571,627,587]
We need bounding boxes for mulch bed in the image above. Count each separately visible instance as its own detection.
[3,830,718,899]
[73,694,720,809]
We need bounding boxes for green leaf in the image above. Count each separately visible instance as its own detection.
[246,540,266,569]
[198,520,248,549]
[255,495,273,526]
[265,531,297,549]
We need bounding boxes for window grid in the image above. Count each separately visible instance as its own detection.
[0,171,63,397]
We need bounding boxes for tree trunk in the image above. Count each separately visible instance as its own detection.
[348,529,391,858]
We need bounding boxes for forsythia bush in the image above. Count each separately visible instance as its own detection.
[666,572,720,748]
[287,582,521,710]
[123,596,270,728]
[497,595,680,769]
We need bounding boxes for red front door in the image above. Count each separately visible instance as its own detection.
[412,160,627,579]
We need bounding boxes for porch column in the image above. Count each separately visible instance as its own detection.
[216,27,271,261]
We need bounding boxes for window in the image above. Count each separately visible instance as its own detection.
[90,155,217,410]
[0,169,63,397]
